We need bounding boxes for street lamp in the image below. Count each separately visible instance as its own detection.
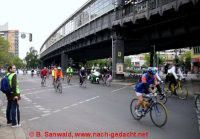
[20,32,33,42]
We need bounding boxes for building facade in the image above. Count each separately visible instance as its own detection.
[0,24,19,56]
[129,54,145,69]
[192,46,200,73]
[159,48,191,64]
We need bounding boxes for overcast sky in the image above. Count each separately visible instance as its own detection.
[0,0,88,59]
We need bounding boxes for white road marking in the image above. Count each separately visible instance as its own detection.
[38,107,45,110]
[28,117,40,121]
[22,84,79,95]
[43,111,50,113]
[111,86,128,93]
[53,109,61,113]
[26,96,100,121]
[63,106,70,109]
[41,113,50,117]
[35,105,42,108]
[70,103,78,107]
[78,101,84,104]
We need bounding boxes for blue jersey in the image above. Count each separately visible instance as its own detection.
[135,73,156,93]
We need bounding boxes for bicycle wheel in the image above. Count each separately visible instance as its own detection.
[150,102,168,127]
[157,93,167,104]
[58,83,62,93]
[164,83,172,97]
[41,81,44,87]
[130,98,142,120]
[44,79,46,87]
[177,86,188,100]
[67,77,70,85]
[195,95,200,110]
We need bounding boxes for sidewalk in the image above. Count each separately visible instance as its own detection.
[0,114,26,139]
[111,80,133,86]
[0,85,27,139]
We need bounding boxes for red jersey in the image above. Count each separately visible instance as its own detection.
[41,69,48,76]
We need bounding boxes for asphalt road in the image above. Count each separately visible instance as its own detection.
[1,74,200,139]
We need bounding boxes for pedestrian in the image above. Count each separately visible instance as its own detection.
[6,65,21,127]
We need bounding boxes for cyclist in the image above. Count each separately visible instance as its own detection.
[166,63,184,93]
[134,69,158,116]
[148,67,164,96]
[31,69,34,77]
[66,66,74,84]
[54,67,63,87]
[40,67,48,85]
[79,67,87,85]
[51,66,56,85]
[101,66,109,83]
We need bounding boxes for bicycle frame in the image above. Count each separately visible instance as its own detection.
[141,94,157,116]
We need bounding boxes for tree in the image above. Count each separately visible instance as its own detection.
[124,57,132,68]
[0,36,25,69]
[12,56,25,69]
[25,47,40,69]
[144,54,150,66]
[144,53,164,67]
[0,36,12,67]
[86,59,108,68]
[180,51,192,71]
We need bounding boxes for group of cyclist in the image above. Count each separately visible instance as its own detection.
[38,64,112,88]
[39,65,87,87]
[134,62,185,116]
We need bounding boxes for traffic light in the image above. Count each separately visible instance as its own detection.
[29,33,32,42]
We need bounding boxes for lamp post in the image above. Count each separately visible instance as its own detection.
[20,32,32,42]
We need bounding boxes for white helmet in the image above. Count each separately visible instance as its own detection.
[154,67,158,72]
[81,67,85,70]
[58,67,61,70]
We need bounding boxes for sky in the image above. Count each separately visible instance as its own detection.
[0,0,88,59]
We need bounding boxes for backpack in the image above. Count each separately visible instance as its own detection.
[0,74,12,94]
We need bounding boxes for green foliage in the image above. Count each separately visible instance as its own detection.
[124,57,132,68]
[12,56,25,68]
[86,59,108,68]
[25,47,40,68]
[144,54,150,66]
[180,51,192,70]
[0,36,25,69]
[144,53,164,67]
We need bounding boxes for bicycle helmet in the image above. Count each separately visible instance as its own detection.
[147,68,155,75]
[81,67,85,70]
[58,67,61,70]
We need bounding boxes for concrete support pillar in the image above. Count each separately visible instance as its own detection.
[40,61,44,68]
[112,33,124,80]
[150,51,154,67]
[150,45,156,67]
[61,52,68,73]
[52,59,56,66]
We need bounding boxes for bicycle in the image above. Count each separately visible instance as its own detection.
[67,74,72,85]
[194,93,200,110]
[41,76,46,87]
[130,92,168,127]
[155,82,167,104]
[55,78,62,93]
[80,76,87,88]
[164,78,188,100]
